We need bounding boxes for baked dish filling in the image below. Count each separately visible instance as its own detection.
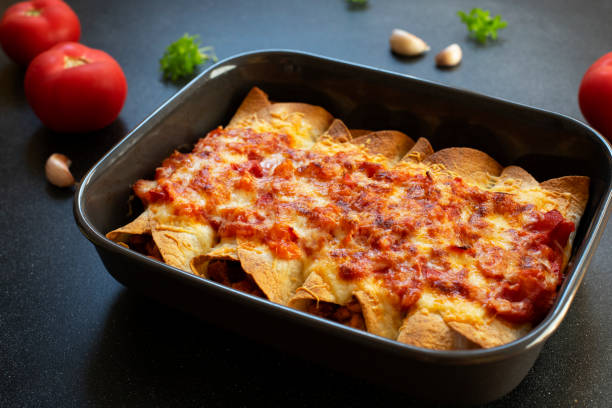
[107,87,589,350]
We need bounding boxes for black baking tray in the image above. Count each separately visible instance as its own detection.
[74,50,612,404]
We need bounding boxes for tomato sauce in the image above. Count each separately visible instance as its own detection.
[136,127,574,325]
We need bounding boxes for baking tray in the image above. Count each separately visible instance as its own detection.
[74,50,612,404]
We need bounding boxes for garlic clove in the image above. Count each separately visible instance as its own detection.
[389,29,430,56]
[45,153,75,188]
[435,43,463,67]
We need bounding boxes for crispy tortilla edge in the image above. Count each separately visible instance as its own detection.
[447,319,531,349]
[540,175,590,225]
[401,137,434,163]
[424,147,503,186]
[236,241,304,305]
[397,309,479,350]
[351,130,415,161]
[227,87,271,127]
[321,118,352,143]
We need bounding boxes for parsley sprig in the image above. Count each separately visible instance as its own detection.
[458,8,507,44]
[160,34,217,81]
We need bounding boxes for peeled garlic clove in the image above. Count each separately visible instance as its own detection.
[389,29,430,56]
[435,43,462,67]
[45,153,75,188]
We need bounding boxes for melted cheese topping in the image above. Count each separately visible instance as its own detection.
[135,124,575,326]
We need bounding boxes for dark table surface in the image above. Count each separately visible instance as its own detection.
[1,0,611,406]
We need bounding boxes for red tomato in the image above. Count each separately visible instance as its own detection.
[0,0,80,66]
[578,51,612,140]
[25,42,127,133]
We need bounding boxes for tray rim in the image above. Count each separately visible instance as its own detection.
[74,48,612,365]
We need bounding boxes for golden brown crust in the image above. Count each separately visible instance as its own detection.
[350,130,415,161]
[206,240,239,261]
[447,320,531,349]
[292,274,402,340]
[321,119,352,143]
[236,240,304,305]
[227,93,334,145]
[150,219,215,272]
[140,210,215,272]
[353,288,403,340]
[401,137,434,162]
[227,87,271,127]
[497,165,539,188]
[289,269,338,310]
[397,309,476,350]
[349,129,372,138]
[190,239,240,277]
[106,210,151,242]
[540,176,590,225]
[424,147,503,186]
[262,103,334,140]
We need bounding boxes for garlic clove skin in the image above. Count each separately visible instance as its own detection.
[45,153,75,188]
[389,29,430,56]
[435,43,463,67]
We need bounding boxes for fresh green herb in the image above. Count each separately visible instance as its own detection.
[160,34,217,81]
[457,8,507,44]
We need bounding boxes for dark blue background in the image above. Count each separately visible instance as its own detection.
[1,0,610,406]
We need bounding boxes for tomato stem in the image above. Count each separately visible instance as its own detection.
[24,9,42,17]
[63,55,90,69]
